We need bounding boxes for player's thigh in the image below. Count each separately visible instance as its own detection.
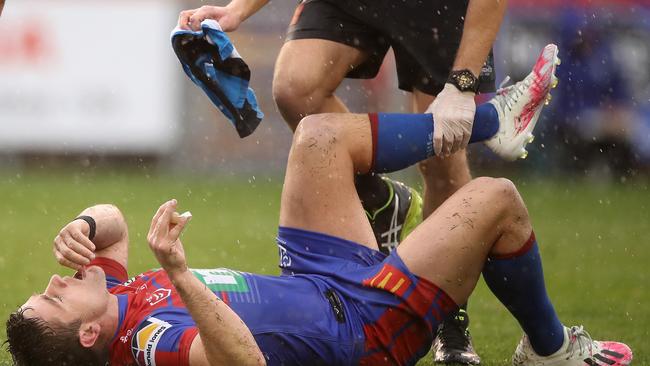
[273,39,367,105]
[279,113,378,250]
[396,177,518,304]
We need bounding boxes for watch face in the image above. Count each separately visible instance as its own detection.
[458,73,472,88]
[450,70,477,92]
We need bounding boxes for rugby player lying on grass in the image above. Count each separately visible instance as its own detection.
[6,60,632,366]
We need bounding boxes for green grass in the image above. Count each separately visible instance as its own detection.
[0,172,648,365]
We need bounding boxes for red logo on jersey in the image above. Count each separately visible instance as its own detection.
[146,288,171,306]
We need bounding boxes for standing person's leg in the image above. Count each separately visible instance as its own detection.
[410,51,497,216]
[273,0,382,132]
[272,39,366,131]
[412,91,472,217]
[413,88,479,364]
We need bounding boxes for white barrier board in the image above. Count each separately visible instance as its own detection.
[0,0,181,154]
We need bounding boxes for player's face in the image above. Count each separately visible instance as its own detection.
[21,265,111,326]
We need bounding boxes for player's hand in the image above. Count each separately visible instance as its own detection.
[178,5,243,32]
[428,83,476,156]
[147,199,192,276]
[53,219,97,271]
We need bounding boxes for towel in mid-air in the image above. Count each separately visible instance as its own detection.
[171,20,263,138]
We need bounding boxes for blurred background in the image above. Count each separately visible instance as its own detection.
[0,1,648,365]
[1,0,649,178]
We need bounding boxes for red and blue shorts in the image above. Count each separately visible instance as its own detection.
[277,227,458,366]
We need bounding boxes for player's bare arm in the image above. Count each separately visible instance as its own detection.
[178,0,269,32]
[147,199,266,366]
[0,0,5,17]
[54,204,128,271]
[454,0,508,75]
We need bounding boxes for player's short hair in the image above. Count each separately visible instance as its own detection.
[5,307,104,366]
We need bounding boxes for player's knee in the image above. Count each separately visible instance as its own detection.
[491,177,516,193]
[470,176,512,200]
[273,81,306,130]
[482,176,515,196]
[293,114,343,154]
[272,75,329,129]
[477,177,527,215]
[271,78,294,109]
[273,77,315,109]
[479,177,532,250]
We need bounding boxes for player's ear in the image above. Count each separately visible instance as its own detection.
[78,322,101,348]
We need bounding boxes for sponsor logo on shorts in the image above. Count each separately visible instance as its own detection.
[363,263,411,297]
[130,317,171,366]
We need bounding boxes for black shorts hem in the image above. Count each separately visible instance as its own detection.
[398,78,496,96]
[286,30,386,80]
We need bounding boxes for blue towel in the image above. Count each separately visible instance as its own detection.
[171,20,263,138]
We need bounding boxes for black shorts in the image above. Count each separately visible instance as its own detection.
[286,0,496,95]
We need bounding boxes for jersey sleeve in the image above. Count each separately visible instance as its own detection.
[130,313,199,366]
[75,257,128,290]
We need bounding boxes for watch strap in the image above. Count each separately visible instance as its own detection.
[74,215,97,241]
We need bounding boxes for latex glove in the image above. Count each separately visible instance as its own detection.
[427,83,476,156]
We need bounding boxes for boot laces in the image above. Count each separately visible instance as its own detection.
[566,325,595,359]
[497,75,531,112]
[438,314,470,350]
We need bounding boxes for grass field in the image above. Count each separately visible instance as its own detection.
[0,172,647,365]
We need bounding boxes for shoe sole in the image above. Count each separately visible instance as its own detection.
[516,44,561,160]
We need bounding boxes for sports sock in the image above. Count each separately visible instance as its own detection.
[469,103,499,143]
[482,233,565,356]
[370,103,499,173]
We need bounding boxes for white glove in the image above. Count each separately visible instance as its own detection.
[427,83,476,156]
